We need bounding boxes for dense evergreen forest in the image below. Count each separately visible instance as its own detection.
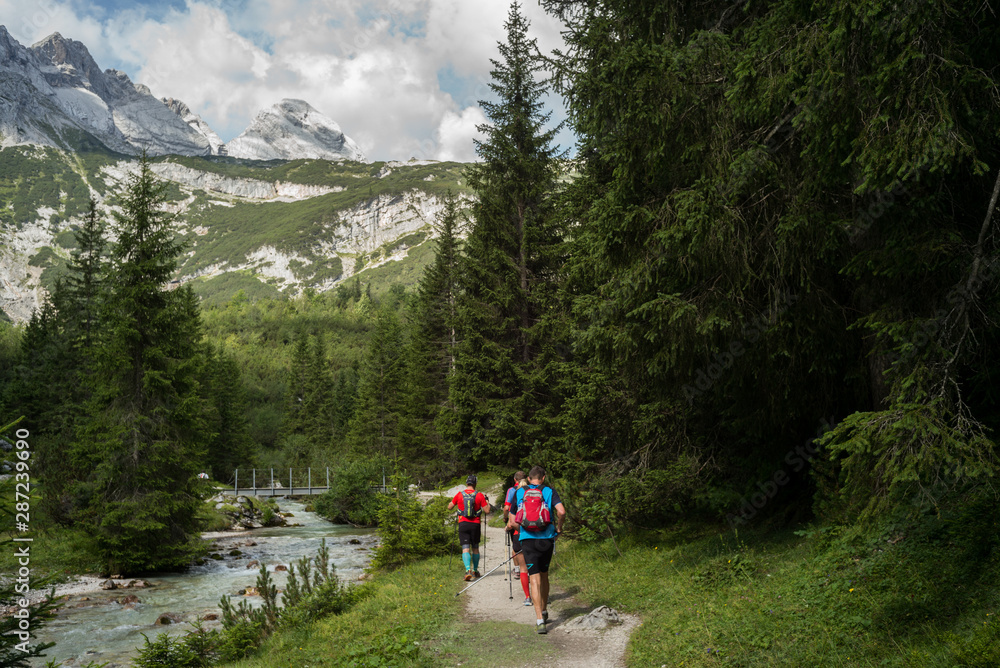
[2,2,999,661]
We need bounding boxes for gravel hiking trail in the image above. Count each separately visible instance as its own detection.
[432,485,639,668]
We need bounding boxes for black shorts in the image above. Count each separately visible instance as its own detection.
[508,529,522,554]
[458,521,481,548]
[520,538,554,575]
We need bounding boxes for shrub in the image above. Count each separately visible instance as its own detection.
[134,623,219,668]
[371,472,456,570]
[313,456,390,526]
[149,539,365,662]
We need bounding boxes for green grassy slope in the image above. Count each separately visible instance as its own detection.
[1,146,473,308]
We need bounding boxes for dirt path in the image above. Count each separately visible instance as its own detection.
[433,486,639,668]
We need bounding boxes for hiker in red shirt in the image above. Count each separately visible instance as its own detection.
[504,470,532,604]
[447,474,491,580]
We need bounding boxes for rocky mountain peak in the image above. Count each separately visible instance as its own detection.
[30,32,107,94]
[0,25,23,60]
[225,98,366,162]
[162,96,226,155]
[0,29,365,162]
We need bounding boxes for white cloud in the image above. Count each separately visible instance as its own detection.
[0,0,571,161]
[435,106,486,162]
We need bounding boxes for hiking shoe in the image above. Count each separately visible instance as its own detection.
[536,621,547,634]
[542,609,549,622]
[524,597,532,606]
[474,571,481,578]
[464,570,473,581]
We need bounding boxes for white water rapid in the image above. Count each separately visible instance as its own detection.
[32,499,375,667]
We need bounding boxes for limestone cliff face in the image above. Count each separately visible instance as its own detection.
[177,190,455,289]
[0,219,54,322]
[149,162,343,200]
[0,151,465,321]
[331,191,445,256]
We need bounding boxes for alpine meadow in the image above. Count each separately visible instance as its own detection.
[2,1,1000,666]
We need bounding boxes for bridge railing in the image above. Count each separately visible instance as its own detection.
[229,467,389,496]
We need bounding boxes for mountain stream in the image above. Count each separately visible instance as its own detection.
[31,500,376,667]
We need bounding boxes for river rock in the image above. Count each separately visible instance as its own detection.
[241,587,259,596]
[229,549,243,556]
[154,612,182,625]
[100,580,117,590]
[561,605,622,632]
[247,560,260,569]
[202,613,219,621]
[349,539,361,545]
[274,564,288,572]
[115,595,140,605]
[126,579,151,588]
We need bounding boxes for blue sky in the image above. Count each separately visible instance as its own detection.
[1,0,574,161]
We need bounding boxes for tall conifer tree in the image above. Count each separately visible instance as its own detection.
[400,192,464,477]
[347,306,404,459]
[73,154,208,573]
[452,2,564,466]
[8,198,108,523]
[541,0,1000,520]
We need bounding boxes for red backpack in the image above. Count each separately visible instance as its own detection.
[515,487,551,530]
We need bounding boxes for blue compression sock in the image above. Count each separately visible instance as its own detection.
[472,553,481,571]
[462,552,472,571]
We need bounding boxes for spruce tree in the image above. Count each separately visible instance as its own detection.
[346,305,404,459]
[283,330,312,436]
[303,333,335,451]
[6,198,108,524]
[203,345,254,481]
[73,154,208,573]
[451,2,564,466]
[61,197,107,354]
[541,0,1000,520]
[399,192,464,478]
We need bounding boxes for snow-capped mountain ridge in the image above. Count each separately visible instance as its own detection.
[0,27,364,162]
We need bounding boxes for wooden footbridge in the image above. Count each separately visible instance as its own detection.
[230,468,387,497]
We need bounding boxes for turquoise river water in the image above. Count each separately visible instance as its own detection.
[31,500,375,667]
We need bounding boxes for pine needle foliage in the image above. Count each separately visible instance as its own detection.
[399,191,464,479]
[452,2,566,467]
[71,153,209,573]
[540,0,1000,520]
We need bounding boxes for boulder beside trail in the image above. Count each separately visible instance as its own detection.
[561,605,623,632]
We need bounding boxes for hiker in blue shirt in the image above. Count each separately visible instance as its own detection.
[503,470,531,605]
[507,465,566,634]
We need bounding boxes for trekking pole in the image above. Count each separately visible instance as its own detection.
[455,552,515,597]
[448,518,457,573]
[506,529,513,601]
